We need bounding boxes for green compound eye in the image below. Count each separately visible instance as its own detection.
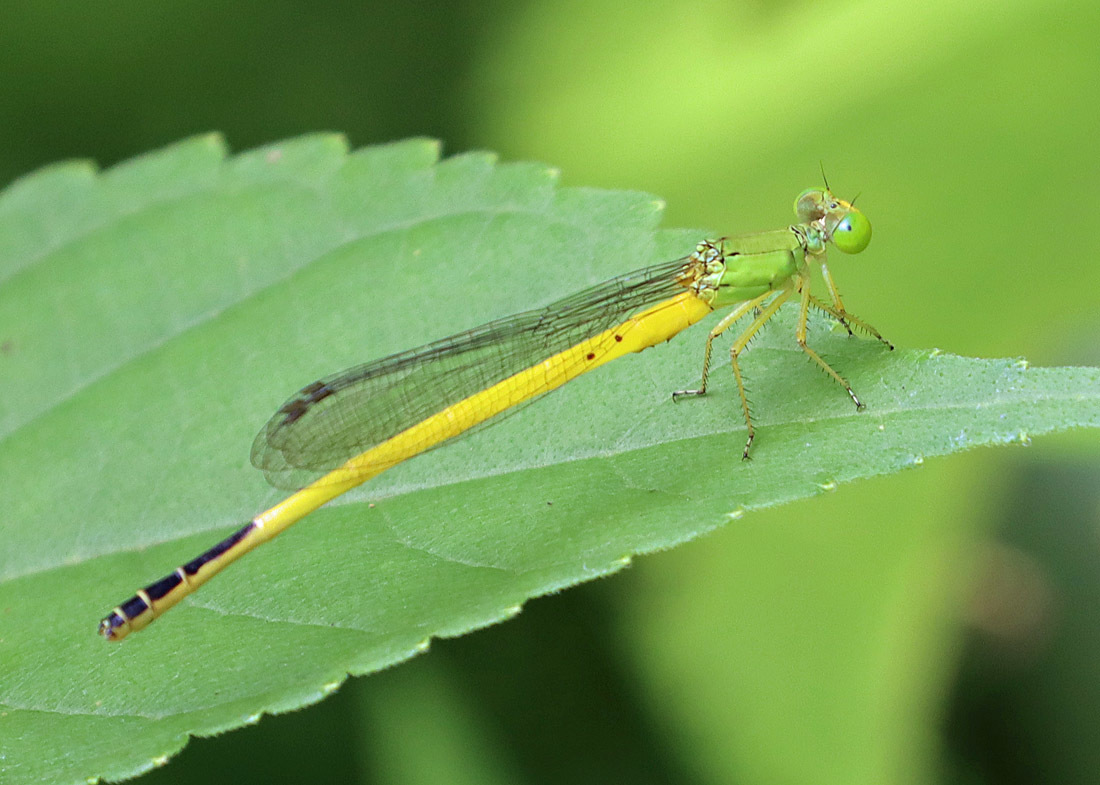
[833,210,872,254]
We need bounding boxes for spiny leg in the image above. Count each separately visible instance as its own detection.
[672,290,774,400]
[819,260,854,335]
[818,261,893,349]
[726,287,793,459]
[797,283,863,409]
[808,294,894,350]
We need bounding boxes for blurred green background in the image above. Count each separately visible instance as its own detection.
[3,1,1097,783]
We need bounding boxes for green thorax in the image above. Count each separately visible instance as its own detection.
[692,228,808,309]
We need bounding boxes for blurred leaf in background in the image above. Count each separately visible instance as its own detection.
[1,0,1097,783]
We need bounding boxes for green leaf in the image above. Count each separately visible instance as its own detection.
[1,135,1097,784]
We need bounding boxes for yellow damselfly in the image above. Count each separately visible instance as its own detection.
[99,187,891,641]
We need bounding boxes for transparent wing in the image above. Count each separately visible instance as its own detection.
[251,256,696,489]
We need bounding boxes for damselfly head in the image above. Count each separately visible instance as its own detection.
[797,187,872,255]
